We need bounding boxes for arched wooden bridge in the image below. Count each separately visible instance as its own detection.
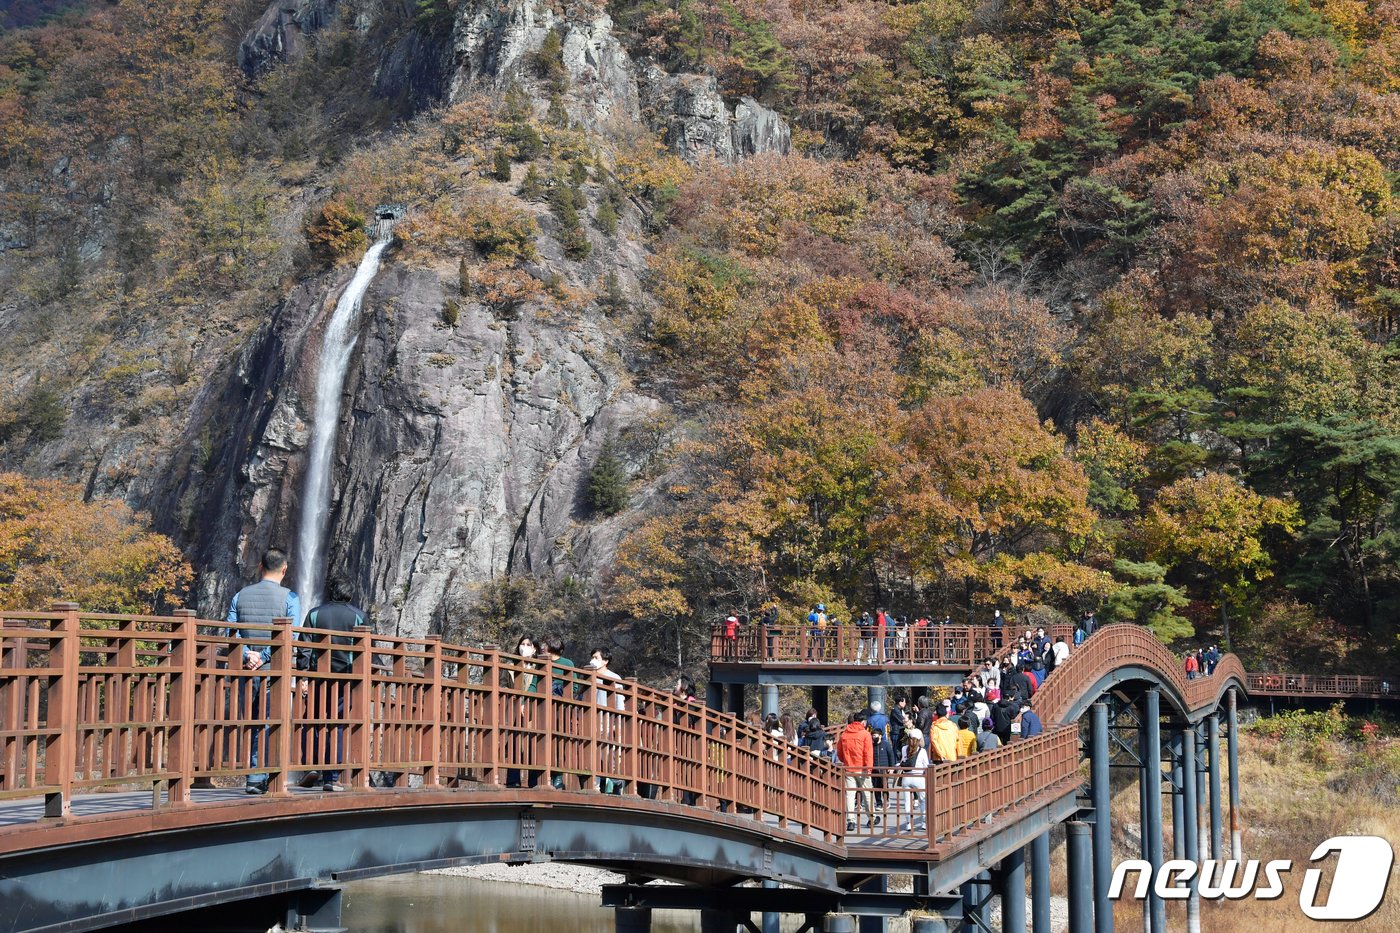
[0,605,1329,933]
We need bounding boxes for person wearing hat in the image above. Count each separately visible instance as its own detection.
[723,614,739,658]
[977,718,1002,751]
[1015,700,1044,741]
[897,729,930,829]
[807,603,828,660]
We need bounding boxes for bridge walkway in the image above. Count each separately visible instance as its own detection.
[1,608,1252,932]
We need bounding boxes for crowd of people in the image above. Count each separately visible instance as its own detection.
[719,605,1100,665]
[1183,645,1222,680]
[219,551,1153,834]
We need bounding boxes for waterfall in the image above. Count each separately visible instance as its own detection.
[293,235,391,620]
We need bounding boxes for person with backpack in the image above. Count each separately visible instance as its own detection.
[806,604,827,660]
[856,612,876,664]
[295,582,363,792]
[1185,651,1200,680]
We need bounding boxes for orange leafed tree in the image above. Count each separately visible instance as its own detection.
[0,472,192,613]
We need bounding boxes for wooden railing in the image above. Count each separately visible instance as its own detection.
[4,608,1286,859]
[1031,624,1248,724]
[0,606,844,837]
[711,623,1075,668]
[1246,671,1392,698]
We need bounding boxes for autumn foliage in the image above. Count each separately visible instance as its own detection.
[0,473,192,613]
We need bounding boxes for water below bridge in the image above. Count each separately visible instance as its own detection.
[342,874,719,933]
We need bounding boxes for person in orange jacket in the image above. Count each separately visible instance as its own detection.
[836,711,877,831]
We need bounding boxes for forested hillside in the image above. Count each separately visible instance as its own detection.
[2,0,1398,678]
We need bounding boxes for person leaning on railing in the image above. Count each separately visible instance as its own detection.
[226,549,300,796]
[293,582,362,793]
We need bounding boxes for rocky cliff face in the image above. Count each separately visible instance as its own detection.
[240,0,789,164]
[160,0,793,634]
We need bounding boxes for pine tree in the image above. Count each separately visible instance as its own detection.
[587,437,630,517]
[491,148,513,182]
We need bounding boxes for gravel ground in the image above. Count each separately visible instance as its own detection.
[426,863,1069,931]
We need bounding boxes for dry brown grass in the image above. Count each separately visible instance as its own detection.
[1109,732,1400,932]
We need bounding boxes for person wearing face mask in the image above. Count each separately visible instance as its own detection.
[502,635,540,788]
[587,649,626,793]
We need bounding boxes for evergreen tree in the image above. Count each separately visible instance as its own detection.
[491,148,512,182]
[587,437,630,517]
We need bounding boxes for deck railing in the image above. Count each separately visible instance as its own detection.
[1246,671,1391,698]
[2,608,1276,857]
[1,605,846,837]
[711,623,1075,668]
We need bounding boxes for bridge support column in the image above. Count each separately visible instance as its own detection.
[961,870,992,932]
[726,683,746,716]
[1089,702,1113,933]
[1228,688,1242,860]
[1207,713,1223,860]
[1181,728,1201,933]
[867,684,887,712]
[913,918,951,933]
[813,685,830,724]
[1169,733,1185,861]
[706,681,723,712]
[283,888,345,933]
[699,909,742,933]
[824,914,857,933]
[1141,689,1165,933]
[761,684,780,719]
[1031,832,1051,933]
[1195,724,1208,861]
[858,874,887,933]
[1067,821,1093,933]
[762,878,781,933]
[616,906,652,933]
[1000,846,1026,933]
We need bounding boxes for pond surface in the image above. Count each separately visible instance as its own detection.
[341,873,703,933]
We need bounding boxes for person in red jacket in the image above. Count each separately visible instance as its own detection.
[1185,652,1199,680]
[837,711,877,831]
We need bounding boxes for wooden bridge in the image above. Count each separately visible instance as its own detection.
[0,605,1314,933]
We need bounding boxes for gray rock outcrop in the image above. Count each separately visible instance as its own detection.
[239,0,342,78]
[733,96,792,159]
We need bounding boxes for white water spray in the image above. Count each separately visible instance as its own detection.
[293,235,391,619]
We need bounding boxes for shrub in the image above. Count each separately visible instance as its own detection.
[442,299,460,327]
[305,197,368,262]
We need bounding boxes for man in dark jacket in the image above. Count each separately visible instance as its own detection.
[227,549,300,794]
[296,582,364,792]
[992,697,1017,745]
[1016,702,1044,741]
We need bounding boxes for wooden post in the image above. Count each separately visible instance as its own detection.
[45,603,80,818]
[268,618,293,794]
[351,625,373,789]
[167,610,198,805]
[424,636,441,788]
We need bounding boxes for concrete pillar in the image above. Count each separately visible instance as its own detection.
[1207,714,1223,860]
[1031,832,1051,933]
[1067,822,1093,933]
[1090,703,1114,933]
[813,685,830,724]
[914,918,951,933]
[1001,847,1027,933]
[1182,729,1201,933]
[867,684,887,711]
[1170,732,1185,861]
[1141,690,1165,933]
[824,914,857,933]
[726,683,746,716]
[706,682,724,712]
[615,906,652,933]
[761,684,780,718]
[1228,689,1242,860]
